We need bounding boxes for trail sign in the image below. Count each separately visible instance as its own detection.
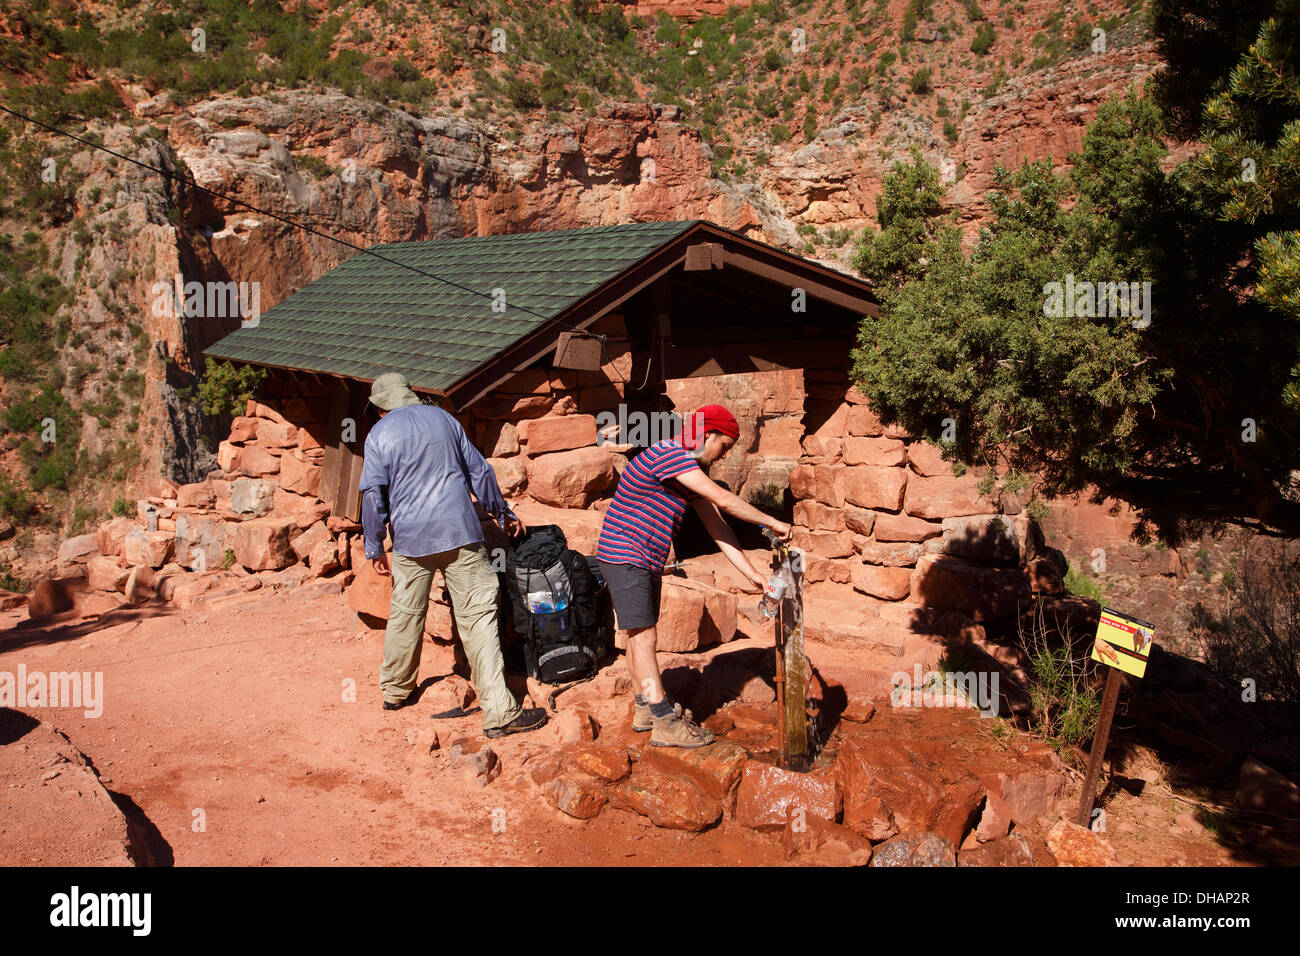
[1090,607,1155,678]
[1077,606,1156,826]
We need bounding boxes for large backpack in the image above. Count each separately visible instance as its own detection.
[498,525,611,685]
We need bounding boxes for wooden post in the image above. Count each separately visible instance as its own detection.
[777,550,808,770]
[1076,667,1122,827]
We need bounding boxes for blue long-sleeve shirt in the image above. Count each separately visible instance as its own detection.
[359,403,515,560]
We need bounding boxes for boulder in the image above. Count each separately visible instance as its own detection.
[735,762,841,831]
[870,831,957,867]
[843,506,876,536]
[123,530,175,569]
[641,741,751,799]
[95,517,138,557]
[541,774,608,819]
[781,813,874,866]
[27,578,73,618]
[940,514,1033,563]
[874,513,943,542]
[228,416,259,443]
[291,521,332,561]
[487,457,526,497]
[1236,756,1300,818]
[175,482,215,510]
[844,437,905,467]
[609,761,723,831]
[519,414,597,453]
[1045,821,1119,866]
[845,404,885,437]
[278,455,322,497]
[308,537,339,575]
[903,473,988,519]
[444,737,500,788]
[256,420,298,447]
[217,441,242,472]
[86,556,129,592]
[56,534,98,565]
[230,478,276,517]
[568,744,631,783]
[910,554,1032,622]
[960,832,1054,867]
[837,737,985,845]
[851,563,912,600]
[793,500,846,532]
[226,516,297,571]
[654,579,706,652]
[551,707,600,743]
[348,559,393,618]
[978,770,1066,826]
[174,512,231,571]
[525,447,614,508]
[238,445,281,477]
[489,421,520,457]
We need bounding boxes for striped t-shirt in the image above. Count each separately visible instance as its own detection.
[596,439,701,572]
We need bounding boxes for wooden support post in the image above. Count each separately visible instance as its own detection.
[776,549,808,770]
[1076,667,1122,828]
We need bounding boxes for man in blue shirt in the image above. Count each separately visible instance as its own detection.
[360,372,546,738]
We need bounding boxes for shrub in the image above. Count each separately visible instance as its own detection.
[1191,539,1300,705]
[1019,602,1102,752]
[970,22,995,55]
[196,358,267,416]
[908,66,932,94]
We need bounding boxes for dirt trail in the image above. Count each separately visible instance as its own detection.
[0,588,1261,866]
[0,592,789,866]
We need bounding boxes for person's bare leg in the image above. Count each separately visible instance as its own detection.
[626,625,665,704]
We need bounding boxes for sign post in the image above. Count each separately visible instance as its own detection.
[1076,607,1156,828]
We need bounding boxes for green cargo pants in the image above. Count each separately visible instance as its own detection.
[381,544,522,731]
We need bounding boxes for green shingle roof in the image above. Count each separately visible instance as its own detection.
[205,220,701,392]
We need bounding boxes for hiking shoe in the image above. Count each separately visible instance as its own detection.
[632,700,689,732]
[382,690,418,711]
[484,708,548,739]
[650,710,715,749]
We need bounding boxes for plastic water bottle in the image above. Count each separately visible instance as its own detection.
[759,565,793,619]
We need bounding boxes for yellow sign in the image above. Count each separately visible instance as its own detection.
[1091,607,1155,678]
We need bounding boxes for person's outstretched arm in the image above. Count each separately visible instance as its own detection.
[692,498,768,591]
[673,468,791,539]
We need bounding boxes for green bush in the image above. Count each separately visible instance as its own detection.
[908,66,932,94]
[196,358,267,416]
[970,22,995,55]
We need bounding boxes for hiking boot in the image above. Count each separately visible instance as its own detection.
[650,709,715,749]
[484,708,548,739]
[382,690,418,711]
[632,700,689,732]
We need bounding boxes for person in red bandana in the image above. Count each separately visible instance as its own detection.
[596,404,791,748]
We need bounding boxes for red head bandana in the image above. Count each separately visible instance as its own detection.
[680,404,740,450]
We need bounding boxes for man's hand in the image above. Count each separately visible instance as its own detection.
[766,520,792,542]
[371,553,391,577]
[504,514,527,538]
[743,566,769,593]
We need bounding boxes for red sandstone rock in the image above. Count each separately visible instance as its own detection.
[1046,821,1119,866]
[859,541,925,566]
[609,762,723,831]
[86,556,128,592]
[27,579,73,618]
[227,516,297,571]
[279,455,322,497]
[978,770,1066,826]
[176,482,215,510]
[940,514,1033,563]
[228,416,259,443]
[569,744,631,783]
[541,774,607,819]
[217,441,241,472]
[793,500,846,532]
[839,465,907,510]
[487,457,526,497]
[851,563,913,601]
[960,832,1053,867]
[870,831,957,867]
[641,741,750,799]
[56,534,98,565]
[292,521,332,561]
[348,559,392,619]
[736,762,842,831]
[95,517,138,557]
[551,707,600,743]
[525,447,614,507]
[837,737,984,846]
[782,812,874,866]
[845,404,885,436]
[909,554,1031,622]
[906,441,955,477]
[239,445,281,477]
[874,513,943,542]
[123,530,175,569]
[844,436,905,467]
[843,506,876,536]
[256,419,298,447]
[903,473,988,519]
[520,414,598,453]
[1236,756,1300,818]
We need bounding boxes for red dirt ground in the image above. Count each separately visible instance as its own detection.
[0,588,1269,866]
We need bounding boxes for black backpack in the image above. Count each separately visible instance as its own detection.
[498,525,611,685]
